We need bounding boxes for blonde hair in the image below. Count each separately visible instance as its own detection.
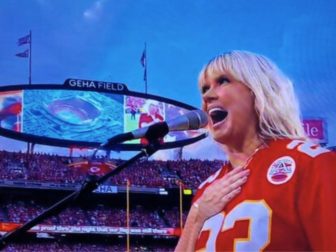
[142,99,162,114]
[198,50,307,140]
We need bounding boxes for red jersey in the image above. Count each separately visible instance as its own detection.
[138,113,164,145]
[194,139,336,251]
[139,113,163,126]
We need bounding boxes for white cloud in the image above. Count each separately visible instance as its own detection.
[183,135,227,160]
[83,0,105,21]
[151,135,227,161]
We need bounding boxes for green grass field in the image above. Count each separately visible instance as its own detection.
[124,113,140,144]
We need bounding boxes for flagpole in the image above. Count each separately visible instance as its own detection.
[179,181,183,230]
[29,30,32,85]
[126,179,130,252]
[144,42,147,94]
[16,32,32,83]
[140,42,148,94]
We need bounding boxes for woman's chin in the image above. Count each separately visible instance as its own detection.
[210,131,230,144]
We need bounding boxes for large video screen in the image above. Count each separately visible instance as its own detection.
[0,90,23,132]
[0,85,205,148]
[23,89,124,143]
[124,96,198,144]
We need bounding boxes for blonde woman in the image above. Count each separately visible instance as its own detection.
[138,99,164,145]
[175,51,336,251]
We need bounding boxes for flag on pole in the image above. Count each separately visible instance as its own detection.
[16,30,32,84]
[15,49,29,58]
[140,49,146,67]
[140,46,147,82]
[17,34,31,46]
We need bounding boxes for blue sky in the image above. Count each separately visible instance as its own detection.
[0,0,335,159]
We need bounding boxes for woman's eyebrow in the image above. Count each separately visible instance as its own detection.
[215,74,230,82]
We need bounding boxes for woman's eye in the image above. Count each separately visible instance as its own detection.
[201,85,209,94]
[217,76,230,85]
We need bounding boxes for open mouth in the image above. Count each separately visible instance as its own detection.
[209,108,228,125]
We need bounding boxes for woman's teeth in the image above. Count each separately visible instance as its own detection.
[208,108,228,125]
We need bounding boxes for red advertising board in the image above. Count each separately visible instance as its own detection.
[302,119,326,143]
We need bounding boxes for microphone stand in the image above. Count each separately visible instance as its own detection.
[0,139,162,249]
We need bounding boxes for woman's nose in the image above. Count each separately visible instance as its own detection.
[202,87,218,102]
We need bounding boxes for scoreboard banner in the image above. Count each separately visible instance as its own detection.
[0,222,179,236]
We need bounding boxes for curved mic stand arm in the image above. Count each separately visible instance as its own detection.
[0,139,161,249]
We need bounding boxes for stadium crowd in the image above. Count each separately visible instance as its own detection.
[4,240,175,252]
[0,150,223,188]
[0,150,223,251]
[0,199,187,229]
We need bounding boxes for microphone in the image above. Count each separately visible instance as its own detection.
[100,110,208,149]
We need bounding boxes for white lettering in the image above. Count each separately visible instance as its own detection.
[67,79,126,92]
[68,79,96,88]
[68,79,77,86]
[97,82,125,91]
[310,126,318,137]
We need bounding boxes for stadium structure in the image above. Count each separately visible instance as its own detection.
[0,79,221,251]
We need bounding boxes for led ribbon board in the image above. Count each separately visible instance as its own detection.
[0,79,207,150]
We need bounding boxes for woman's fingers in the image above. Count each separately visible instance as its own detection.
[226,166,245,177]
[230,174,248,188]
[226,167,250,180]
[207,168,249,197]
[222,186,242,203]
[195,168,250,221]
[220,168,250,190]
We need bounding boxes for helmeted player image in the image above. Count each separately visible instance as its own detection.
[175,50,336,251]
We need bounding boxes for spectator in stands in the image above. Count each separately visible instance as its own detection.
[175,50,336,251]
